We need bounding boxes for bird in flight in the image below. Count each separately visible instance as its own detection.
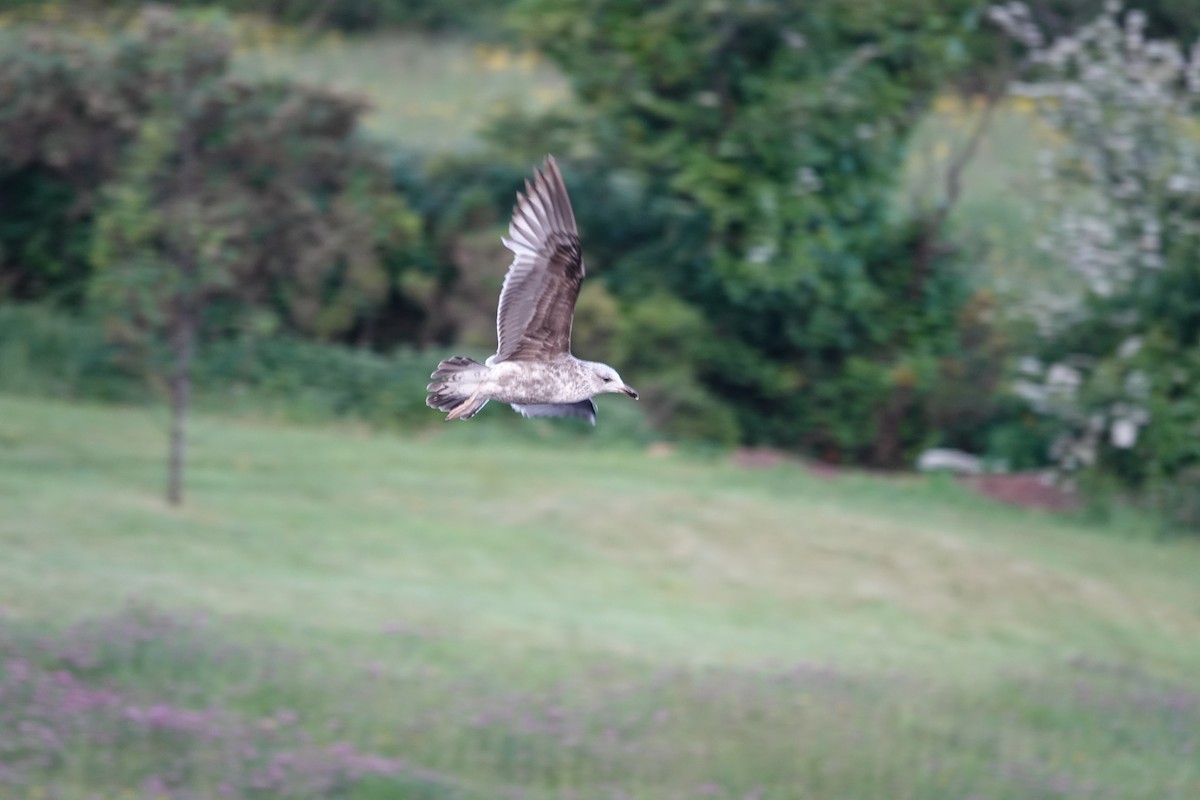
[427,156,638,426]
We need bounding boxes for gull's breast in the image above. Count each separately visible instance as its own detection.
[488,358,590,405]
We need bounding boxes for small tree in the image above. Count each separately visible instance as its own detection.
[89,9,406,504]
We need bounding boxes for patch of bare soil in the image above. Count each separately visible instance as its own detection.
[731,447,787,469]
[961,472,1079,512]
[728,446,1077,512]
[730,447,842,479]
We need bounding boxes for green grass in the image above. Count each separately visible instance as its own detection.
[234,27,567,152]
[2,394,1199,798]
[4,393,1198,672]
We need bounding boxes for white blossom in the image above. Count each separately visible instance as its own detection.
[747,242,775,264]
[794,167,821,193]
[1117,336,1142,358]
[782,30,807,50]
[1047,363,1082,390]
[1110,417,1138,448]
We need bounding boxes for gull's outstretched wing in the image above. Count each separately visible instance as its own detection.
[511,400,597,426]
[494,156,584,362]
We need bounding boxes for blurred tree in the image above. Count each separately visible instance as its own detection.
[87,9,410,504]
[503,0,1000,463]
[1015,0,1199,41]
[3,0,517,36]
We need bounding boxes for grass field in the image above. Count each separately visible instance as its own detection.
[2,393,1199,798]
[235,28,567,152]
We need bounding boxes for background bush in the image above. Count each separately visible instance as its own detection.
[0,304,426,426]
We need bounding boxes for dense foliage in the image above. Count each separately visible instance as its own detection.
[487,0,1013,463]
[0,20,144,304]
[5,0,514,34]
[0,11,412,324]
[87,10,410,342]
[1018,0,1200,43]
[0,303,431,426]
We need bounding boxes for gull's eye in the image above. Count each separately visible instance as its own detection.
[602,376,612,383]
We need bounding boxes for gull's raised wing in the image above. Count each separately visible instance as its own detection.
[494,156,584,362]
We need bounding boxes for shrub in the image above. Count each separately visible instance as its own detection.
[0,304,656,443]
[0,304,426,427]
[996,3,1200,530]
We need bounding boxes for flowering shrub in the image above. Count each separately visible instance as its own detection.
[992,2,1200,527]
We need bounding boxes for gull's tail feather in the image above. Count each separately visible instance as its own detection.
[426,356,489,421]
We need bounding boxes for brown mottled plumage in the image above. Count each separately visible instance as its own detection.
[495,157,585,362]
[426,156,637,425]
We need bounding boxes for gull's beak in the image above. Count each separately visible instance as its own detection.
[621,386,639,400]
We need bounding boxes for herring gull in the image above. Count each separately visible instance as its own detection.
[426,155,638,426]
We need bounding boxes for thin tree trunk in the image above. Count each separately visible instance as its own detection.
[167,309,196,506]
[908,87,1003,301]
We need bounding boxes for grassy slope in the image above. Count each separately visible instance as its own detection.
[235,30,567,152]
[3,393,1197,677]
[4,395,1200,798]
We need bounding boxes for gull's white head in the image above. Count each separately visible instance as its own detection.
[588,362,638,399]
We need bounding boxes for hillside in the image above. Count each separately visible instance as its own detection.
[1,394,1198,798]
